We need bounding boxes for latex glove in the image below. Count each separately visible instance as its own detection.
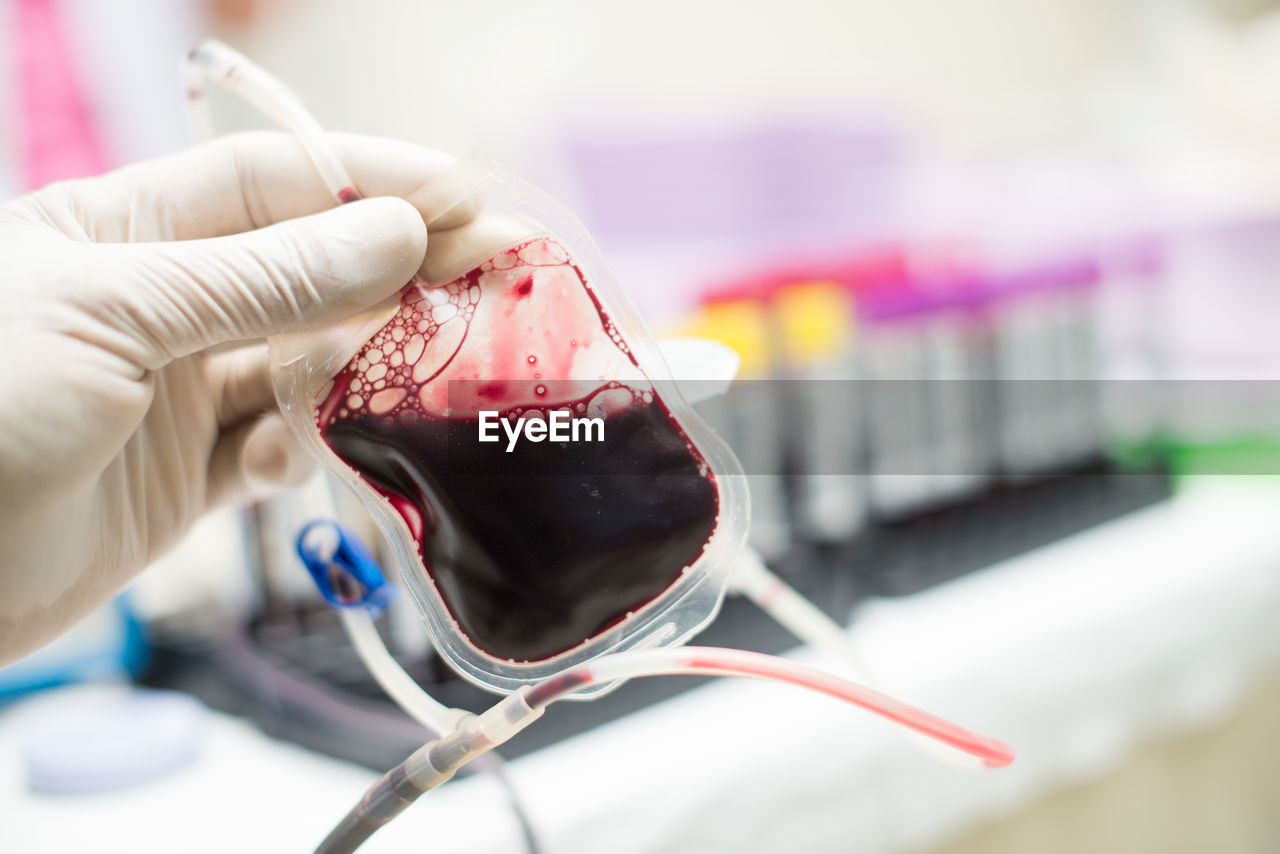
[0,131,474,666]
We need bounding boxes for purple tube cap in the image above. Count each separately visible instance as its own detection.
[859,272,990,322]
[988,256,1102,297]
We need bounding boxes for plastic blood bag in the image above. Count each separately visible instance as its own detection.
[272,167,750,693]
[319,237,719,661]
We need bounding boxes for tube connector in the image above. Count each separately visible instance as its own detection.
[311,687,543,853]
[403,689,544,787]
[474,687,546,744]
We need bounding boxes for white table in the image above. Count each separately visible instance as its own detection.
[5,477,1280,854]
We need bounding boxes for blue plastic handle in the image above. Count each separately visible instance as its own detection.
[295,520,398,616]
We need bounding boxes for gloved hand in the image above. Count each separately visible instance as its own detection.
[0,131,473,665]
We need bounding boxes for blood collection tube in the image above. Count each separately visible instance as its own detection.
[773,278,866,543]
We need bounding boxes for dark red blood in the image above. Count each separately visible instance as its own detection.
[514,275,534,297]
[337,186,362,204]
[524,668,595,707]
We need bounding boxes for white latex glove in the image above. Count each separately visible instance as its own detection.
[0,131,474,665]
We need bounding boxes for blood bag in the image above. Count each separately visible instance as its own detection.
[271,159,750,694]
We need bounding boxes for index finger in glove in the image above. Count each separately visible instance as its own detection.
[28,131,483,243]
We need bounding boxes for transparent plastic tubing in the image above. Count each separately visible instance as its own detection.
[297,500,540,851]
[185,39,361,201]
[316,646,1014,854]
[294,515,467,734]
[729,547,871,672]
[340,609,470,734]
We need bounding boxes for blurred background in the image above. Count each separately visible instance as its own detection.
[4,0,1280,852]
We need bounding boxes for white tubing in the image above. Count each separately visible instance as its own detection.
[293,486,466,736]
[729,548,875,676]
[340,608,470,735]
[185,39,357,200]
